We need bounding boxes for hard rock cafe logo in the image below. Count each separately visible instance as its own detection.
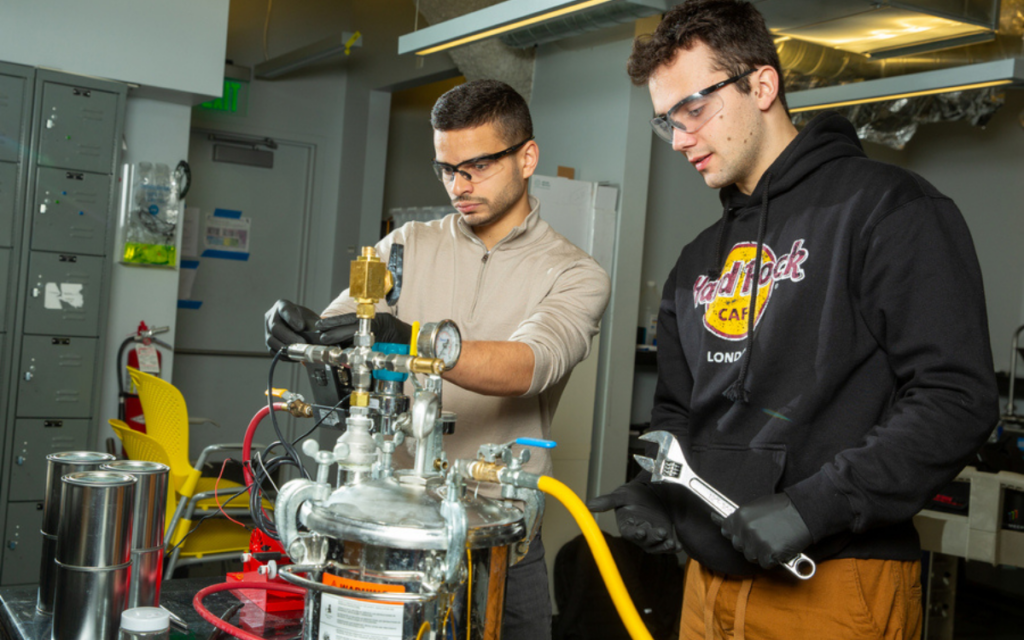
[692,239,810,341]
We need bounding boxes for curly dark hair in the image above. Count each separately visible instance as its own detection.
[627,0,786,110]
[430,79,533,145]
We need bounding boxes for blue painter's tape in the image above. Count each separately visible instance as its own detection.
[516,437,557,449]
[180,260,200,269]
[178,300,203,310]
[201,249,249,261]
[213,208,242,219]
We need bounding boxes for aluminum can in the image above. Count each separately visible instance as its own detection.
[101,460,169,608]
[37,451,116,614]
[52,471,137,640]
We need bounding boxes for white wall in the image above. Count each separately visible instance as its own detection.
[0,0,228,100]
[96,98,192,447]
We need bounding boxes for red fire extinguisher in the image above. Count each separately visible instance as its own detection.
[117,321,172,433]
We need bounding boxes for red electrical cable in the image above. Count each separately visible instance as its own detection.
[193,580,306,640]
[215,459,247,529]
[244,403,288,491]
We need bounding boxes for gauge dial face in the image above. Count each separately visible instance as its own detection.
[421,320,461,369]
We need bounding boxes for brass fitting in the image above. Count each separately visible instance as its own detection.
[287,400,314,418]
[350,390,369,408]
[433,458,449,472]
[350,248,391,317]
[466,460,502,484]
[409,357,446,376]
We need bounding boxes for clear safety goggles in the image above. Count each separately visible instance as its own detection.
[432,137,534,185]
[650,69,756,143]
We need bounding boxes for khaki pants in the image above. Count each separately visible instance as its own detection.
[680,558,922,640]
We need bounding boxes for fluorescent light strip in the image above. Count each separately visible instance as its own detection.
[789,79,1013,113]
[416,0,613,55]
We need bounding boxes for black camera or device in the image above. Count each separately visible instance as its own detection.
[304,363,352,429]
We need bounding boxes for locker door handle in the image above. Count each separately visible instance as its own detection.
[23,371,33,382]
[32,286,40,298]
[15,457,25,466]
[6,541,15,550]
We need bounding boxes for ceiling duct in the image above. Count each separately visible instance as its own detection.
[416,0,537,101]
[775,0,1024,147]
[773,0,1001,59]
[498,0,665,48]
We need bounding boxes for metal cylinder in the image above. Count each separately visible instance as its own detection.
[37,451,116,615]
[101,460,169,608]
[55,471,137,567]
[52,563,131,640]
[292,543,510,640]
[52,471,136,640]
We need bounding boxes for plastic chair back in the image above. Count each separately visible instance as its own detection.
[127,368,194,490]
[108,419,178,524]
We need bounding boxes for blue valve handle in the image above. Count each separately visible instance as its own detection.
[515,437,557,449]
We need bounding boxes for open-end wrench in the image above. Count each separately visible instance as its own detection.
[635,430,816,580]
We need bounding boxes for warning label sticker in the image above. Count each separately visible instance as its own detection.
[318,593,404,640]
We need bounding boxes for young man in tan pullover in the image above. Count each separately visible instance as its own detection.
[265,79,611,640]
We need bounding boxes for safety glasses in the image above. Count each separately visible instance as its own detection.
[650,69,756,143]
[432,137,534,185]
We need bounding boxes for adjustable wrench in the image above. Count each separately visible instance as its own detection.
[635,430,816,580]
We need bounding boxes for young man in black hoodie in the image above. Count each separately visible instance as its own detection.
[590,1,999,637]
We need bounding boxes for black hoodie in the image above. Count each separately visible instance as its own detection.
[649,112,999,575]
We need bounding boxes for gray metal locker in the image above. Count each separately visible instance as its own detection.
[0,161,16,247]
[23,252,103,337]
[30,167,111,256]
[0,247,9,333]
[8,419,90,502]
[16,335,97,419]
[1,501,44,586]
[37,83,118,174]
[0,73,26,164]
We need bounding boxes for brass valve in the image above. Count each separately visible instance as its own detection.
[409,356,446,376]
[349,247,394,319]
[287,400,313,418]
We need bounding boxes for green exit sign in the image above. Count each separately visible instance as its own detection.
[199,80,246,114]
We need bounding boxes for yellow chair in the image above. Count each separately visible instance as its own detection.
[118,368,270,575]
[108,419,261,576]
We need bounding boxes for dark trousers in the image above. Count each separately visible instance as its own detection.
[502,534,553,640]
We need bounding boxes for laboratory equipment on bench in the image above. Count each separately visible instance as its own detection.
[635,430,816,580]
[193,245,659,640]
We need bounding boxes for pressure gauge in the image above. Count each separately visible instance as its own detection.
[418,320,462,370]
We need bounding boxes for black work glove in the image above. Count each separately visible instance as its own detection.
[265,299,321,352]
[714,493,812,569]
[316,312,413,347]
[588,482,682,554]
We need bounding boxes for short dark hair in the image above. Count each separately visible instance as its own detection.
[627,0,787,110]
[430,79,533,145]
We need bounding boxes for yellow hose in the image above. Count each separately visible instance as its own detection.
[537,475,654,640]
[415,620,430,640]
